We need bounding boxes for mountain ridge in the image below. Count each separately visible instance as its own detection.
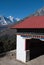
[0,16,20,26]
[31,7,44,16]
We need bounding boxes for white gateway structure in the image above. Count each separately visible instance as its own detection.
[11,16,44,63]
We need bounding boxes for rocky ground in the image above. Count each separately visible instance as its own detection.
[0,50,44,65]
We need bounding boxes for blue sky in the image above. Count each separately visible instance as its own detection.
[0,0,44,19]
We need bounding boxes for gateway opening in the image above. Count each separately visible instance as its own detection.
[26,39,44,60]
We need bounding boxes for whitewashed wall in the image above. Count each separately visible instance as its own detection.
[16,35,26,63]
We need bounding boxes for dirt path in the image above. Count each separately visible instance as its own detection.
[0,50,44,65]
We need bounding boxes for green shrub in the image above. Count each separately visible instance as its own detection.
[0,34,16,53]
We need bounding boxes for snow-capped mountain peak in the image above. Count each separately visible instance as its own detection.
[0,16,19,25]
[15,18,20,21]
[32,7,44,16]
[8,16,20,22]
[0,16,20,25]
[0,16,7,25]
[8,16,14,22]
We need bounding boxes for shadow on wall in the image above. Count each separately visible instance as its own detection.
[26,39,44,60]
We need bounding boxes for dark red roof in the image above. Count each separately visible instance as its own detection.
[11,16,44,29]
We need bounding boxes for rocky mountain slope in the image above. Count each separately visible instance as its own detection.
[32,7,44,16]
[0,16,20,25]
